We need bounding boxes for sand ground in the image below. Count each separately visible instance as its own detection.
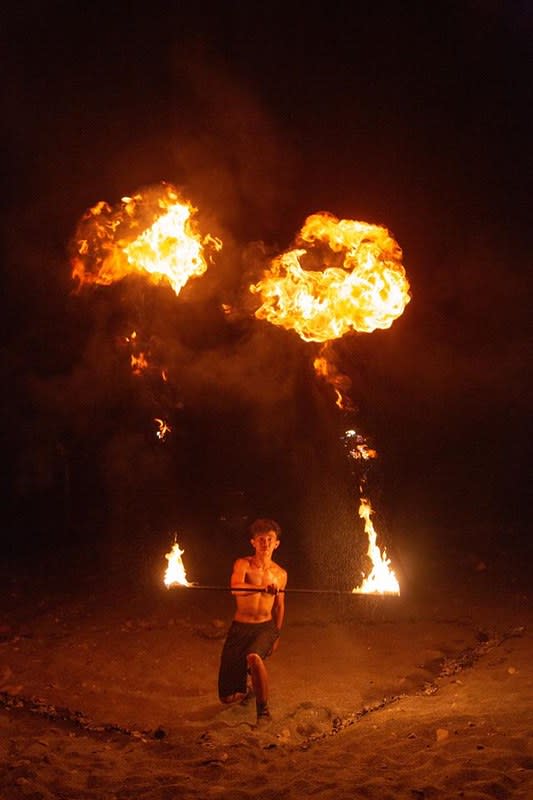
[0,558,531,800]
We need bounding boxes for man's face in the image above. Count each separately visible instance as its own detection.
[251,531,279,557]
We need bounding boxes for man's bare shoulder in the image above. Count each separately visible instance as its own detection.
[272,561,288,583]
[231,556,253,577]
[234,555,253,568]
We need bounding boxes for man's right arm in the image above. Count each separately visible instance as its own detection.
[230,558,260,595]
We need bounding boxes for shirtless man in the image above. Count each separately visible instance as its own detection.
[218,518,287,724]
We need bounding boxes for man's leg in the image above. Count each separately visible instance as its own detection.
[246,652,271,721]
[218,622,249,704]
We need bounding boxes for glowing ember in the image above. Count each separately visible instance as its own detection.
[164,541,192,588]
[154,417,171,441]
[131,352,148,374]
[250,212,410,342]
[71,183,222,297]
[343,429,377,461]
[353,498,400,595]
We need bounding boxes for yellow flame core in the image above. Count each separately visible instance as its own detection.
[353,499,400,595]
[251,213,410,342]
[72,185,222,297]
[164,542,192,588]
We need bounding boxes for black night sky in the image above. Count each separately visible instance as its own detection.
[1,2,531,591]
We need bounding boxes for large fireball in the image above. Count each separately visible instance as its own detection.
[250,212,410,342]
[71,184,222,297]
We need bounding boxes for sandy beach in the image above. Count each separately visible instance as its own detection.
[1,554,530,800]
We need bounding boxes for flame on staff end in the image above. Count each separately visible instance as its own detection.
[164,541,193,588]
[353,498,400,595]
[71,184,222,297]
[341,430,399,594]
[250,212,410,342]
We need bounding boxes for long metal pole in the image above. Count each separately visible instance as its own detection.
[168,584,399,596]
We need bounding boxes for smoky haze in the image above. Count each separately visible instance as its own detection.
[1,3,530,591]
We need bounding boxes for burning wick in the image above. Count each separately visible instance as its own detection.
[164,541,193,588]
[353,499,400,595]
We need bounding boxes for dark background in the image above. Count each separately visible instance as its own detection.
[1,2,531,593]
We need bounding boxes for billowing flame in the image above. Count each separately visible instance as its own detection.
[72,184,222,296]
[164,541,192,588]
[353,498,400,595]
[250,212,410,342]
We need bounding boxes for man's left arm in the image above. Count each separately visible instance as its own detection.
[272,568,287,632]
[272,591,285,632]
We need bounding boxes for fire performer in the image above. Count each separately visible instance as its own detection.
[218,518,287,725]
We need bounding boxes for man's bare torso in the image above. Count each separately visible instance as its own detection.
[232,556,287,623]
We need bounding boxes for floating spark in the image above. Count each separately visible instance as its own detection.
[131,353,148,375]
[154,418,172,441]
[342,429,377,461]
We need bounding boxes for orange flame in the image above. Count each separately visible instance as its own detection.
[72,184,222,297]
[353,498,400,595]
[163,541,192,588]
[313,345,356,411]
[250,212,410,342]
[154,417,172,441]
[131,352,148,374]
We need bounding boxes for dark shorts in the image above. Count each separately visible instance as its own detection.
[218,619,279,700]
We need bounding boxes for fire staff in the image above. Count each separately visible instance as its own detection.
[218,518,287,725]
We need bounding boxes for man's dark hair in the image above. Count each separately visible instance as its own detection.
[249,518,281,538]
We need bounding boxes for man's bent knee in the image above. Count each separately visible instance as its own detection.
[246,653,263,670]
[220,692,247,705]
